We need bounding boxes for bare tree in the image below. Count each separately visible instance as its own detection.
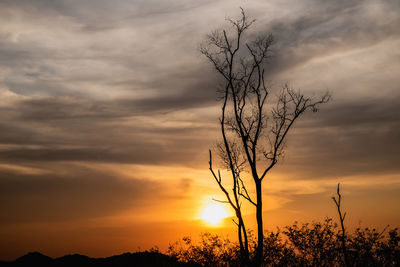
[202,8,330,266]
[332,183,350,267]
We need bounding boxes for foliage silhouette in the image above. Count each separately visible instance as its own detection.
[168,220,400,267]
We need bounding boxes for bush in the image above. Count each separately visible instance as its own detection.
[168,233,240,267]
[167,219,399,266]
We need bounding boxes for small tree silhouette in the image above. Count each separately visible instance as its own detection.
[332,183,350,266]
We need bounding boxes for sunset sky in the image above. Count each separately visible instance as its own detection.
[1,0,400,260]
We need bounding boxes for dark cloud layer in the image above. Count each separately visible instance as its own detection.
[260,0,400,77]
[0,165,193,223]
[284,96,400,178]
[0,169,154,223]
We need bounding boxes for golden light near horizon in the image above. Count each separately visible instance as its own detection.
[201,202,229,226]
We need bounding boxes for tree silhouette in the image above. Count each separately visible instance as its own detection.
[202,8,330,266]
[332,183,350,266]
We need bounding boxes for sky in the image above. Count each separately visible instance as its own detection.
[1,0,400,260]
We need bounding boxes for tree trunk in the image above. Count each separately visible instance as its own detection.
[238,215,250,266]
[255,180,263,266]
[237,216,245,258]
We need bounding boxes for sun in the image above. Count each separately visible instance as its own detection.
[201,202,229,226]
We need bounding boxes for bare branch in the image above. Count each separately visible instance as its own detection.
[208,150,236,210]
[238,176,256,206]
[212,198,230,204]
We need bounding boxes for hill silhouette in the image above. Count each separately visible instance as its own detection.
[0,251,200,267]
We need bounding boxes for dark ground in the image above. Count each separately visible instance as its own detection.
[0,251,200,267]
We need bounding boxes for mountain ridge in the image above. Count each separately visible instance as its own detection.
[0,251,200,267]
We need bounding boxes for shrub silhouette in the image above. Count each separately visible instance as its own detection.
[168,233,240,267]
[168,219,399,266]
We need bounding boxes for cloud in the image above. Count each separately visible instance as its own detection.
[253,0,400,78]
[270,95,400,179]
[0,165,193,223]
[0,93,217,166]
